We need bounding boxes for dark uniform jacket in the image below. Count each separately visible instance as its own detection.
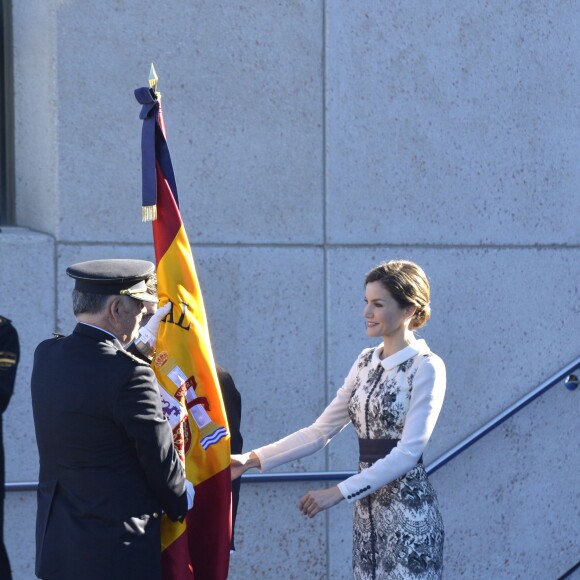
[127,341,244,552]
[31,323,187,580]
[0,316,19,579]
[0,316,18,414]
[215,365,243,550]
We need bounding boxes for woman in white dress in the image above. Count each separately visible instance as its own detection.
[231,260,446,579]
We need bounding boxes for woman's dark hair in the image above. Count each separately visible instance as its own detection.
[365,260,431,330]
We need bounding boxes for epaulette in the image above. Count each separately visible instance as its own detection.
[0,316,10,327]
[117,347,149,366]
[52,333,66,339]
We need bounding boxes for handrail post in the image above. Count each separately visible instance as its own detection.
[564,374,578,391]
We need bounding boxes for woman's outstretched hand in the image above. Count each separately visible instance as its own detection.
[230,452,261,481]
[298,486,344,518]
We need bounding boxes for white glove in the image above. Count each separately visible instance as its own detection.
[185,479,195,510]
[136,302,172,355]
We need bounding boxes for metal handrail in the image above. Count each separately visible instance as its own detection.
[427,356,580,474]
[557,560,580,580]
[6,482,37,492]
[243,355,580,482]
[7,357,579,491]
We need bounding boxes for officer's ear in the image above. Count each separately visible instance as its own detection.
[108,297,123,320]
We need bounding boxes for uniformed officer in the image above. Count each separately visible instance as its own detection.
[0,315,19,579]
[31,259,188,580]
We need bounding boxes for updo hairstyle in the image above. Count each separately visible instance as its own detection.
[365,260,431,330]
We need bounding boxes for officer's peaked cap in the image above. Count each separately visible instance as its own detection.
[66,259,158,303]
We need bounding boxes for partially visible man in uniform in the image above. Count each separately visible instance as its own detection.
[0,315,19,579]
[216,365,243,552]
[31,259,188,580]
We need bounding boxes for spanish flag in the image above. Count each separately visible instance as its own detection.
[135,73,231,579]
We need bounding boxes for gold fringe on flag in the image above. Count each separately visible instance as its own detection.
[142,205,157,222]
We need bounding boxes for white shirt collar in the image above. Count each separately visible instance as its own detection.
[371,338,430,371]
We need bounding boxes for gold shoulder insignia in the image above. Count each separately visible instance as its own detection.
[52,333,66,339]
[0,316,9,327]
[0,351,17,369]
[117,348,149,366]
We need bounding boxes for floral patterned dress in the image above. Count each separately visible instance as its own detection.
[348,347,444,579]
[254,339,446,580]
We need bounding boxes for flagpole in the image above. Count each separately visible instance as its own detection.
[136,67,232,579]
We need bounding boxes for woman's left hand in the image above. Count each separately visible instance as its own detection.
[298,486,344,518]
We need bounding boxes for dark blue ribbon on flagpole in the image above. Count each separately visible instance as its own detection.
[134,87,180,212]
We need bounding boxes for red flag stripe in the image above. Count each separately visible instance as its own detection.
[152,161,182,263]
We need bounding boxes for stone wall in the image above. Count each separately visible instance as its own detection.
[3,2,579,578]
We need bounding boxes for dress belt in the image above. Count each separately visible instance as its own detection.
[358,438,399,462]
[358,438,423,465]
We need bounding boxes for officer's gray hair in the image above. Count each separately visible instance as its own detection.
[72,289,111,316]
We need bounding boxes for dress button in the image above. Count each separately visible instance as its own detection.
[347,495,352,499]
[152,512,159,519]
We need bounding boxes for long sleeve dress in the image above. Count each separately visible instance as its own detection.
[254,339,446,579]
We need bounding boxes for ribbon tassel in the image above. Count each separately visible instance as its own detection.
[142,205,157,222]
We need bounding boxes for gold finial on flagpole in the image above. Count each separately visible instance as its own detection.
[149,63,160,97]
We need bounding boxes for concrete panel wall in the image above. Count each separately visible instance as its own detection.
[326,2,580,246]
[50,0,323,244]
[5,1,579,578]
[11,2,58,233]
